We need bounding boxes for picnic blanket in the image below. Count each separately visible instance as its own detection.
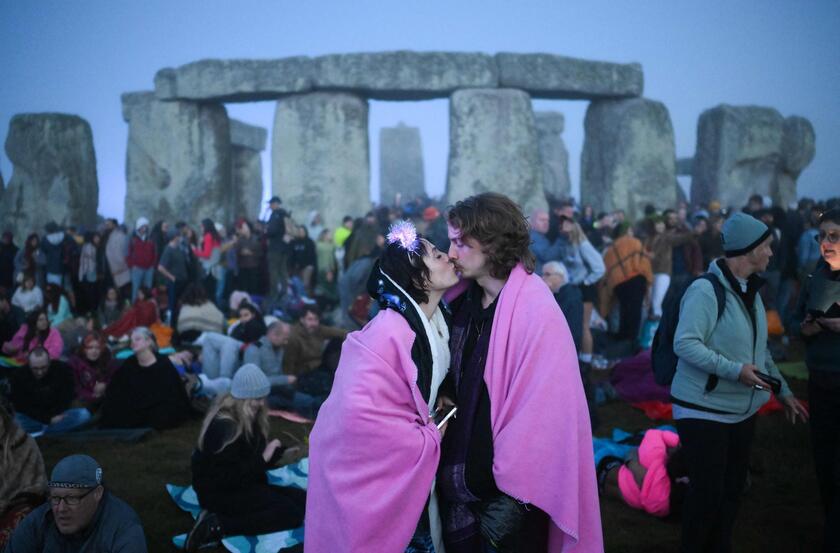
[0,355,24,369]
[631,395,790,421]
[610,349,671,403]
[167,458,308,552]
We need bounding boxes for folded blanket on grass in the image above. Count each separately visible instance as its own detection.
[167,458,308,552]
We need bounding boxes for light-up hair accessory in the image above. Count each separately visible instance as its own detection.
[386,219,420,254]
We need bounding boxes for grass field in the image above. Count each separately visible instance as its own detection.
[37,378,819,552]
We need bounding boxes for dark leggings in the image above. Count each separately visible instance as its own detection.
[614,274,647,341]
[810,371,840,553]
[210,485,306,537]
[676,416,756,553]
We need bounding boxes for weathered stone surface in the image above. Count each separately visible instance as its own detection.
[534,112,571,201]
[691,105,815,208]
[379,123,424,205]
[230,119,267,152]
[154,58,312,102]
[122,92,231,227]
[782,116,816,175]
[229,119,266,220]
[676,157,694,175]
[272,92,370,229]
[496,53,643,100]
[1,113,98,237]
[581,98,676,221]
[312,51,498,101]
[446,89,546,215]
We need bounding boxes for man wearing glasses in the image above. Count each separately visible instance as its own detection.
[6,454,146,551]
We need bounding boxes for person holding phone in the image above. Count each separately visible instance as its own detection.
[798,207,840,552]
[671,212,807,553]
[306,220,459,553]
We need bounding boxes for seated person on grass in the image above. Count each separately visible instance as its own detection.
[244,320,320,417]
[0,397,47,549]
[2,309,64,364]
[6,454,147,552]
[100,327,193,431]
[67,332,119,411]
[283,305,347,398]
[10,347,91,436]
[194,302,268,379]
[0,288,25,347]
[185,364,305,552]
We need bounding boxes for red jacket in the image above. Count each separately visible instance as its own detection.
[126,235,157,269]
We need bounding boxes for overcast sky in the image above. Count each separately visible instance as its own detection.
[2,0,838,220]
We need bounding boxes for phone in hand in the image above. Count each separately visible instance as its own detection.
[433,405,457,429]
[754,371,782,395]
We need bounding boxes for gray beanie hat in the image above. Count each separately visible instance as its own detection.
[722,212,771,257]
[49,454,103,489]
[231,363,270,399]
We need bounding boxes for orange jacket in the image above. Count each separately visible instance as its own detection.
[599,236,652,315]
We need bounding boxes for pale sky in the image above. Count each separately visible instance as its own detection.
[2,0,838,221]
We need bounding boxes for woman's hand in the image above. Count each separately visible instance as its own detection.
[781,395,809,424]
[800,315,822,336]
[816,317,840,333]
[93,382,107,398]
[263,438,283,462]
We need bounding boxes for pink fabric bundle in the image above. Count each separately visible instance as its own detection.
[449,264,604,552]
[305,309,441,552]
[617,429,680,517]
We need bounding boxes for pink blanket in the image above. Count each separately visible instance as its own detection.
[450,264,603,551]
[305,309,441,552]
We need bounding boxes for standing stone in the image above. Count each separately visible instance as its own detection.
[379,123,425,205]
[229,119,267,220]
[272,92,370,229]
[121,92,231,227]
[446,89,546,215]
[691,105,815,209]
[581,98,677,221]
[534,112,571,201]
[778,116,816,207]
[2,113,99,238]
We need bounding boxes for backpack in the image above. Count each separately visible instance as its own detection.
[651,273,726,386]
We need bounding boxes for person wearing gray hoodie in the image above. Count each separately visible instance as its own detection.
[671,212,808,553]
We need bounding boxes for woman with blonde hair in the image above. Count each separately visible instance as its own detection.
[559,217,606,366]
[185,364,305,551]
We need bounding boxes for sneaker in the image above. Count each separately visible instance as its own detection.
[184,509,222,552]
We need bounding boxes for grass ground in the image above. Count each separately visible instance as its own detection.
[37,378,819,552]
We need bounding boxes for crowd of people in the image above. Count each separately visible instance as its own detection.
[0,188,837,552]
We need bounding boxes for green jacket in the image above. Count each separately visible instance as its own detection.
[671,259,791,416]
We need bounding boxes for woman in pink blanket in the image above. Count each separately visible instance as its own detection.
[306,220,460,552]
